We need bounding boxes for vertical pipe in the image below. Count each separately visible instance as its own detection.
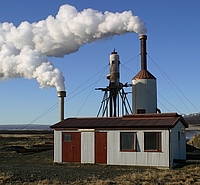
[139,35,147,70]
[109,91,113,117]
[57,91,66,121]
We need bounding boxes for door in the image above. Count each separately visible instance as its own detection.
[95,132,107,164]
[62,132,81,162]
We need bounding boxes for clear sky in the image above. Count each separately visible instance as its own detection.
[0,0,200,125]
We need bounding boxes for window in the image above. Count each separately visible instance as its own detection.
[144,132,161,152]
[178,131,180,141]
[120,132,136,152]
[137,109,146,114]
[63,134,72,142]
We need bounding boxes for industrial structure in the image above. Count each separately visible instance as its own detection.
[51,35,188,168]
[96,49,132,117]
[132,35,158,114]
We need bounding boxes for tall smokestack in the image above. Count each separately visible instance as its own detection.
[139,35,147,70]
[57,91,66,121]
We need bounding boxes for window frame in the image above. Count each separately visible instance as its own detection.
[144,132,162,152]
[120,132,137,152]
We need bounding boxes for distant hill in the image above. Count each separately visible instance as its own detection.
[183,113,200,140]
[0,124,51,130]
[183,113,200,126]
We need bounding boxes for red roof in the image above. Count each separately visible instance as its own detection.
[50,113,188,130]
[132,69,156,80]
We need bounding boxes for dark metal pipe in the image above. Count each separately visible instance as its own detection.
[139,35,147,70]
[57,91,66,121]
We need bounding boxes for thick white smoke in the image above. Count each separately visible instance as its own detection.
[0,4,147,91]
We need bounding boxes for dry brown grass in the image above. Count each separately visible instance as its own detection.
[1,164,200,185]
[187,134,200,149]
[0,172,13,184]
[0,172,61,185]
[23,179,61,185]
[67,165,200,185]
[0,133,53,149]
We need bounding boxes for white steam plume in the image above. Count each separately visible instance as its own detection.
[0,4,147,91]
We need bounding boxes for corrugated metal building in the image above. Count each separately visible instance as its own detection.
[50,113,188,168]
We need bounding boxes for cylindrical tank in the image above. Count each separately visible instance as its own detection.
[107,50,120,86]
[132,77,157,114]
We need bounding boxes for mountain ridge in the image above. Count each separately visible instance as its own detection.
[0,124,51,130]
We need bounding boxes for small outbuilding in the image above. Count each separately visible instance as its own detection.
[50,113,188,168]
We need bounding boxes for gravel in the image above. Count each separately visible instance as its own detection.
[0,149,144,184]
[0,132,141,184]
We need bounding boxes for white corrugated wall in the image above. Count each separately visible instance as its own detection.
[170,121,187,166]
[132,78,157,114]
[107,130,169,167]
[81,132,94,163]
[54,130,62,163]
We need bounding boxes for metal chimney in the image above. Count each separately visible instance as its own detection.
[139,35,147,70]
[57,91,66,121]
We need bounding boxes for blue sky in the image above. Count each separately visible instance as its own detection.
[0,0,200,125]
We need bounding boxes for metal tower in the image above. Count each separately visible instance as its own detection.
[96,49,132,117]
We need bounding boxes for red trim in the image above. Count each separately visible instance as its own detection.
[120,132,137,152]
[144,150,162,152]
[120,149,137,152]
[144,132,162,152]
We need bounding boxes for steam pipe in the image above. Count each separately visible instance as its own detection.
[139,35,147,70]
[57,91,66,121]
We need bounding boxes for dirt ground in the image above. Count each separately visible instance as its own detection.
[0,130,200,185]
